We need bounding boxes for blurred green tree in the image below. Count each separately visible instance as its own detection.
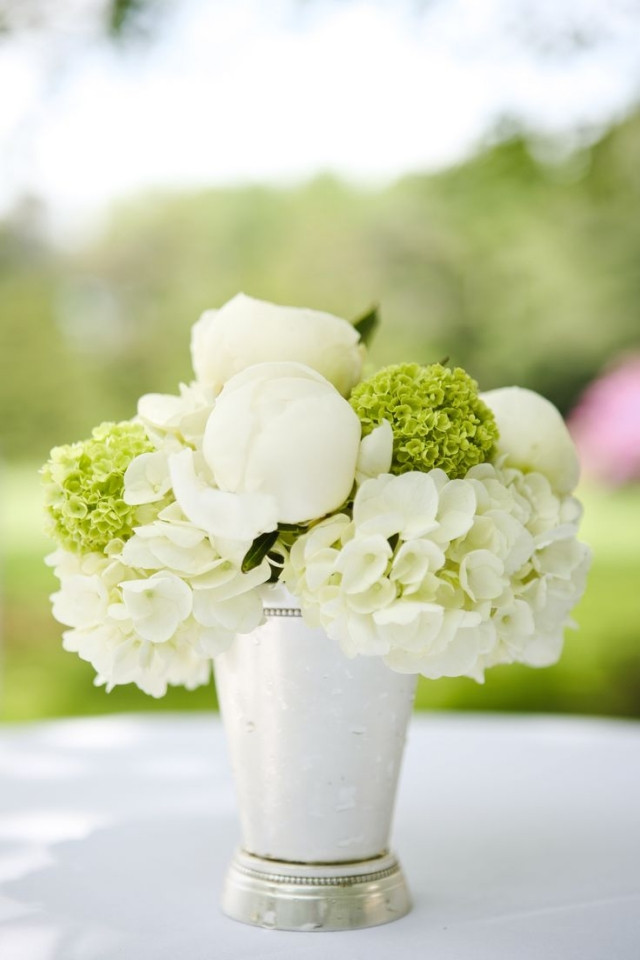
[5,107,638,460]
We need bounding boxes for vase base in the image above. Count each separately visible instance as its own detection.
[221,849,411,931]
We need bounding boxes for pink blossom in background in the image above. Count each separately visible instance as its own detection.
[568,355,640,486]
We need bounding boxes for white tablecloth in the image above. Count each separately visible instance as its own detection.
[0,712,638,960]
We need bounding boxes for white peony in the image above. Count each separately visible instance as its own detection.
[202,362,362,524]
[168,448,279,542]
[481,387,580,495]
[190,293,364,397]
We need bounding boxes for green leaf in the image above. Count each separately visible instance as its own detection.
[108,0,141,35]
[266,548,285,583]
[241,530,279,574]
[352,305,380,347]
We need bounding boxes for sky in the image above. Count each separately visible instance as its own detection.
[1,0,639,235]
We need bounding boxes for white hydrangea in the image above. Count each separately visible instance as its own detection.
[46,497,272,696]
[284,463,590,682]
[137,381,216,449]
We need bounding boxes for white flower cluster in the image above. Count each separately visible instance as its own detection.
[286,462,591,681]
[47,295,365,696]
[47,497,271,697]
[45,293,590,696]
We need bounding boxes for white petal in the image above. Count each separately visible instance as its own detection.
[169,449,278,541]
[330,611,390,657]
[122,574,192,643]
[191,562,269,600]
[51,575,108,628]
[123,452,171,505]
[304,549,340,590]
[517,630,565,667]
[335,535,392,594]
[459,551,506,602]
[390,539,445,585]
[433,479,477,542]
[138,393,186,430]
[197,627,235,658]
[193,588,264,633]
[355,420,394,484]
[355,473,440,540]
[121,535,159,569]
[345,578,397,614]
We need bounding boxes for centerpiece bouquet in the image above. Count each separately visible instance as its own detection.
[42,293,591,931]
[42,293,590,698]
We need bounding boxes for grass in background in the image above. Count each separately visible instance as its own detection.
[2,464,639,721]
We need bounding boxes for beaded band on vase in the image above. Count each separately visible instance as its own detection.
[233,861,400,888]
[263,606,303,618]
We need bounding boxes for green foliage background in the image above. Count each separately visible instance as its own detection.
[2,112,639,720]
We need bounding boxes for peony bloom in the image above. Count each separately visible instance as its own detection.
[190,293,364,397]
[480,387,580,495]
[202,362,362,524]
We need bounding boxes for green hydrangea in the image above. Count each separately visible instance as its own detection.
[350,362,498,479]
[41,421,155,553]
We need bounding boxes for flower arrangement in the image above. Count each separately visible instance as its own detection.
[43,294,590,696]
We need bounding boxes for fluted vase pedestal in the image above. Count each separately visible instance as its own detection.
[214,596,417,931]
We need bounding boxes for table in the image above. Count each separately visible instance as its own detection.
[1,712,639,959]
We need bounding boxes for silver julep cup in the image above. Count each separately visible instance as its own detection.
[215,591,416,930]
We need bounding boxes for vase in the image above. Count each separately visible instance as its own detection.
[214,590,417,931]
